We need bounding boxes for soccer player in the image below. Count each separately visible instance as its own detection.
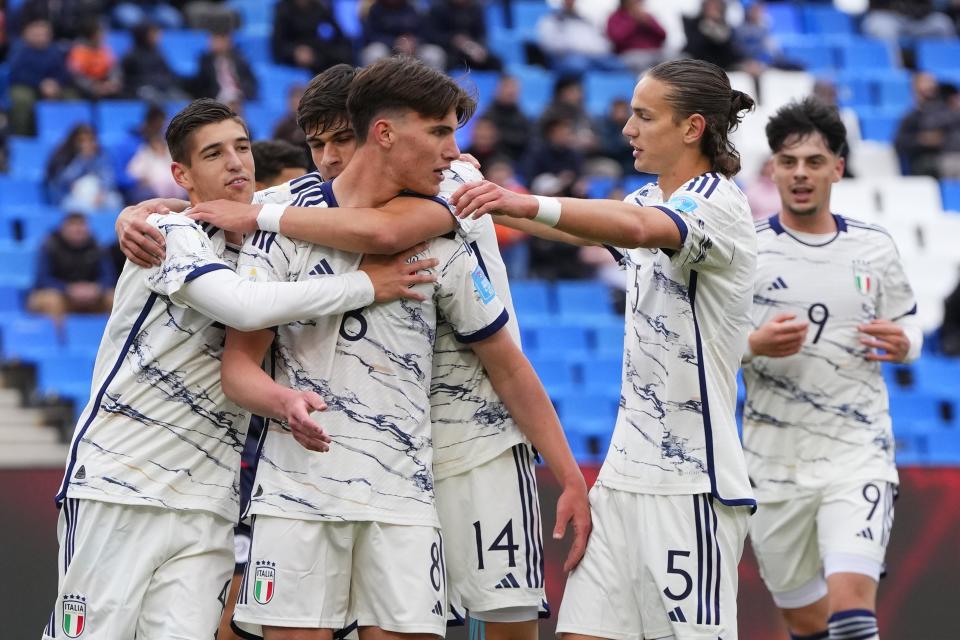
[742,98,920,640]
[452,59,757,640]
[252,139,310,190]
[43,99,436,640]
[223,57,587,640]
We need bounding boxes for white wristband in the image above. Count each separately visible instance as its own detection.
[532,195,562,227]
[256,203,286,233]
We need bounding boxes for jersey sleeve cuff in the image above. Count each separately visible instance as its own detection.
[455,308,509,343]
[184,262,232,283]
[652,205,689,245]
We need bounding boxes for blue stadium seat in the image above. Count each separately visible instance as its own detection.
[457,71,500,115]
[592,321,624,357]
[580,354,622,396]
[584,71,638,117]
[87,213,119,246]
[837,39,896,71]
[96,101,148,144]
[7,136,51,180]
[334,0,362,40]
[506,65,553,118]
[555,280,614,321]
[924,432,960,465]
[0,176,44,208]
[895,432,927,465]
[875,76,913,111]
[531,325,590,359]
[623,173,657,193]
[765,3,801,35]
[802,6,854,35]
[782,44,836,72]
[230,0,278,36]
[512,2,553,40]
[487,29,525,67]
[36,101,94,143]
[234,32,271,67]
[485,2,507,32]
[106,30,132,59]
[18,209,65,247]
[64,314,109,357]
[941,180,960,211]
[509,279,552,321]
[243,101,284,140]
[889,391,949,428]
[0,286,22,317]
[36,352,95,396]
[528,354,575,397]
[559,393,619,427]
[160,30,210,77]
[586,175,617,199]
[911,356,960,400]
[0,63,9,111]
[858,109,902,143]
[253,64,311,109]
[835,76,873,110]
[915,40,960,73]
[1,314,59,359]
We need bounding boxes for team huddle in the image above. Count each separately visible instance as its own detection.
[43,55,917,640]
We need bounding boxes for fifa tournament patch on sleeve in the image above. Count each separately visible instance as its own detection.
[666,194,699,213]
[471,265,496,304]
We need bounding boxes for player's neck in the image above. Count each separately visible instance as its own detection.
[657,156,714,200]
[188,194,243,244]
[779,207,836,235]
[331,148,400,209]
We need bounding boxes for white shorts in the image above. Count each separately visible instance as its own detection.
[557,486,748,640]
[233,517,447,637]
[749,480,897,609]
[436,444,545,622]
[42,498,234,640]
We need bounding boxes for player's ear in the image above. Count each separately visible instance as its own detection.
[371,118,394,149]
[833,154,845,183]
[683,113,706,146]
[171,161,192,191]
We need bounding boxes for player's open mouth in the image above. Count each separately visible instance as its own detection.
[226,176,248,188]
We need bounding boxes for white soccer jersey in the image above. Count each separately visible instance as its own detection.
[597,173,757,508]
[742,215,917,501]
[252,171,323,205]
[430,162,527,479]
[56,214,249,521]
[242,179,508,527]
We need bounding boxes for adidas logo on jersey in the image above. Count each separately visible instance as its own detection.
[667,606,687,623]
[308,259,335,276]
[494,573,521,589]
[767,277,788,291]
[857,527,874,540]
[431,601,444,616]
[73,465,86,480]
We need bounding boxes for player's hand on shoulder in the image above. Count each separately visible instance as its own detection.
[554,477,592,573]
[858,319,910,362]
[450,179,538,221]
[188,199,261,234]
[458,152,481,170]
[282,389,332,452]
[359,243,439,303]
[748,313,809,358]
[117,198,187,267]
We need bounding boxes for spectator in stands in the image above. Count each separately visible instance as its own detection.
[271,0,353,74]
[595,97,634,174]
[27,213,115,327]
[541,76,598,153]
[45,124,123,214]
[522,114,584,196]
[361,0,446,70]
[606,0,667,73]
[8,18,77,136]
[122,23,191,103]
[429,0,502,71]
[937,83,960,178]
[67,18,122,100]
[537,0,625,76]
[464,117,503,170]
[482,75,531,162]
[15,0,104,41]
[894,72,951,177]
[192,25,258,104]
[861,0,955,44]
[734,1,802,73]
[126,105,185,202]
[252,139,309,190]
[744,157,782,221]
[112,0,184,30]
[683,0,745,72]
[486,156,530,279]
[272,84,310,161]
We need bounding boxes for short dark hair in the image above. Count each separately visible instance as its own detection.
[647,59,755,177]
[252,139,308,184]
[765,97,848,156]
[297,64,356,136]
[347,56,477,144]
[165,98,249,165]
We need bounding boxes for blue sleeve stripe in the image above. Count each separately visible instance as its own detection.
[184,262,231,283]
[455,308,509,343]
[704,176,721,198]
[892,303,918,321]
[400,192,452,210]
[604,244,626,263]
[652,205,689,245]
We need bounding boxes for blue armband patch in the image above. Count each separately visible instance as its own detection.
[667,194,699,213]
[472,265,496,304]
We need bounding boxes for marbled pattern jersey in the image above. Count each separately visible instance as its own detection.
[742,215,917,501]
[597,173,757,508]
[242,179,508,526]
[57,214,248,521]
[431,162,528,480]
